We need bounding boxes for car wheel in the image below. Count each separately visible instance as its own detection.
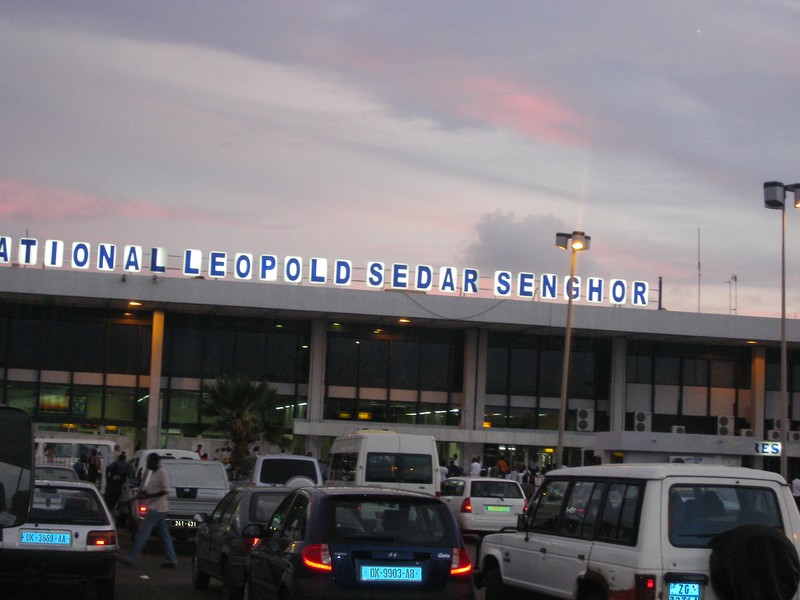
[94,576,115,600]
[191,555,211,590]
[222,564,243,600]
[710,524,800,600]
[485,565,507,600]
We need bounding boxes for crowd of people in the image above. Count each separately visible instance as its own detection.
[440,454,544,499]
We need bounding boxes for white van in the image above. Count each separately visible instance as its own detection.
[326,429,441,496]
[35,435,120,492]
[118,448,200,524]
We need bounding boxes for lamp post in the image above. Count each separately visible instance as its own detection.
[555,230,591,468]
[763,181,800,481]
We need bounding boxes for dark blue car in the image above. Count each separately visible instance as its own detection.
[243,486,475,600]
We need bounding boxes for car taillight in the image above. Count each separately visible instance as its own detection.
[241,535,260,553]
[635,574,657,600]
[301,544,332,572]
[87,531,117,547]
[137,503,148,517]
[460,497,472,513]
[449,547,472,576]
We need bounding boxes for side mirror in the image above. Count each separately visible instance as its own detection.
[242,523,266,538]
[0,407,33,527]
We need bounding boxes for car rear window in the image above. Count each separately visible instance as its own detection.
[30,485,109,525]
[365,453,433,485]
[669,484,783,548]
[470,480,523,499]
[258,458,318,485]
[326,497,458,546]
[163,462,227,487]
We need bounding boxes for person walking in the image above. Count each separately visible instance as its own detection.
[120,453,177,568]
[792,474,800,512]
[469,456,482,477]
[104,452,127,515]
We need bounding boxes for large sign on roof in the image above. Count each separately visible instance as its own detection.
[1,236,649,307]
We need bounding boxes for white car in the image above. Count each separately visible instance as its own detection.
[0,480,118,599]
[475,464,800,600]
[440,476,527,535]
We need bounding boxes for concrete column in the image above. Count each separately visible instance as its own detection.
[302,319,327,459]
[146,310,165,449]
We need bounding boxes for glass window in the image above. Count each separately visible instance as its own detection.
[529,479,570,533]
[359,339,388,388]
[596,482,642,544]
[234,331,267,380]
[167,327,204,377]
[440,479,466,496]
[168,390,200,424]
[419,343,450,391]
[626,355,652,384]
[365,452,433,485]
[710,360,736,388]
[509,348,537,395]
[486,347,509,394]
[104,387,135,421]
[570,351,595,398]
[328,452,358,482]
[389,340,418,389]
[326,338,358,386]
[683,358,708,386]
[7,318,41,368]
[266,332,302,384]
[204,329,238,377]
[669,484,782,548]
[655,356,680,385]
[107,323,141,374]
[561,480,597,537]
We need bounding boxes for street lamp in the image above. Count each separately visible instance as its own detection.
[555,230,591,468]
[763,181,800,481]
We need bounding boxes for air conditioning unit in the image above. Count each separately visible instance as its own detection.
[671,425,686,434]
[717,415,734,436]
[739,428,754,437]
[789,431,800,442]
[670,456,697,464]
[576,409,595,432]
[767,429,782,441]
[633,411,652,432]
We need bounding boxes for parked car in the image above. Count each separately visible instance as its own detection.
[243,486,474,600]
[440,477,527,536]
[35,465,81,482]
[130,458,229,541]
[118,448,200,525]
[235,453,323,488]
[192,486,294,600]
[475,463,800,600]
[0,480,118,599]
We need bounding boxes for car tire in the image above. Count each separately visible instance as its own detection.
[485,565,507,600]
[192,555,211,590]
[94,576,115,600]
[222,564,243,600]
[710,524,800,600]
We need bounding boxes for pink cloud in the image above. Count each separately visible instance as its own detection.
[453,76,586,144]
[0,179,186,221]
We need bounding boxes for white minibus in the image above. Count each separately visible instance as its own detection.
[326,429,441,495]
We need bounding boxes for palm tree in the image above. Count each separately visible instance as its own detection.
[200,374,287,470]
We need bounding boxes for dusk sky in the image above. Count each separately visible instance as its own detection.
[2,2,800,317]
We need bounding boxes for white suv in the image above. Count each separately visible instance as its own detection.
[475,463,800,600]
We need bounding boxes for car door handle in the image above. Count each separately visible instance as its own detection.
[577,553,586,560]
[539,548,546,554]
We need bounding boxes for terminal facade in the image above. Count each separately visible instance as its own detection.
[1,265,799,475]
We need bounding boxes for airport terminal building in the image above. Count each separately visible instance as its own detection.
[1,239,799,474]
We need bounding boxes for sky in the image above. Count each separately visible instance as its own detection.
[2,1,800,317]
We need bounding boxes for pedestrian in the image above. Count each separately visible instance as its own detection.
[495,455,509,478]
[195,443,203,456]
[104,452,127,514]
[120,453,178,568]
[87,448,102,488]
[521,473,536,500]
[792,474,800,512]
[469,456,482,477]
[73,453,88,480]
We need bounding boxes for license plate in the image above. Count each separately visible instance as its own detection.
[360,566,422,582]
[170,519,197,528]
[20,530,71,546]
[668,582,701,600]
[486,505,511,512]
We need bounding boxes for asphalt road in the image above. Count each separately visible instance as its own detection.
[6,529,485,600]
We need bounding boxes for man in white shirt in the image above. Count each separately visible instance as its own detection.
[469,457,482,477]
[792,475,800,511]
[120,453,177,568]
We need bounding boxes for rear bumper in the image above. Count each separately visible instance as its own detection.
[0,548,117,581]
